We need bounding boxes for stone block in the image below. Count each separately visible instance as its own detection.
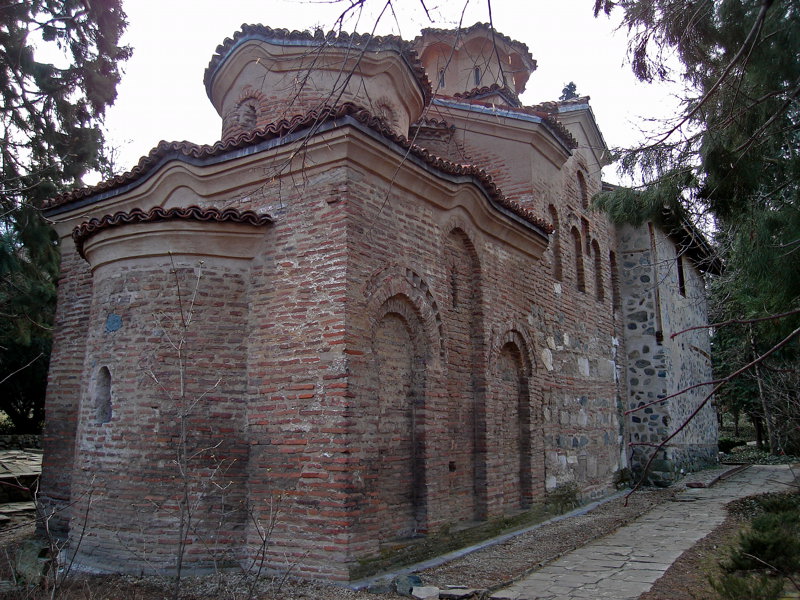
[395,574,424,596]
[412,586,441,599]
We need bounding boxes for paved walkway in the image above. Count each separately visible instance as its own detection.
[0,449,42,478]
[491,464,797,600]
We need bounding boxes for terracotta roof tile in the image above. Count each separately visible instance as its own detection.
[48,102,552,235]
[410,116,455,131]
[433,95,578,150]
[453,83,521,107]
[417,23,536,71]
[203,24,432,104]
[72,206,274,259]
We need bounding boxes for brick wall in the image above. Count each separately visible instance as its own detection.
[39,242,93,535]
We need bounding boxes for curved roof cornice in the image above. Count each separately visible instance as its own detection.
[45,102,553,236]
[203,24,432,105]
[72,206,274,260]
[417,22,536,72]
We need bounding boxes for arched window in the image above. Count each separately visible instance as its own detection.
[94,366,112,424]
[238,98,259,130]
[495,341,532,511]
[548,205,562,281]
[571,227,585,292]
[592,239,604,301]
[577,171,589,209]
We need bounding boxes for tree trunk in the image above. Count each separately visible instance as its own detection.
[750,324,779,454]
[752,415,764,450]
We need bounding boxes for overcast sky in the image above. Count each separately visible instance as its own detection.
[99,0,682,185]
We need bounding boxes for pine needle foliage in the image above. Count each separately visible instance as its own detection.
[594,0,800,453]
[0,1,130,432]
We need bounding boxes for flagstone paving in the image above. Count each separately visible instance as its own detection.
[491,464,797,600]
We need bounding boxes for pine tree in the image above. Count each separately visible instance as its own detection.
[593,0,800,453]
[0,1,130,432]
[559,81,579,101]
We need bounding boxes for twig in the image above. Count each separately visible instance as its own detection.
[670,307,800,339]
[0,352,43,386]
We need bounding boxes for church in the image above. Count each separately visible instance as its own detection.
[40,22,719,581]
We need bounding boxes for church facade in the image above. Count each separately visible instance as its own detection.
[40,23,719,581]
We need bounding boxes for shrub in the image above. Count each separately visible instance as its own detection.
[718,438,743,453]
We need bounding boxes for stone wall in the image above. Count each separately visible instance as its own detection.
[618,223,718,484]
[0,435,41,450]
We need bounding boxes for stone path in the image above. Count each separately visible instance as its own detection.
[491,464,797,600]
[0,448,41,509]
[0,449,41,478]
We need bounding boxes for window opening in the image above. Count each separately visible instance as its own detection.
[239,99,258,129]
[474,67,481,86]
[677,250,687,297]
[572,227,586,293]
[548,205,562,281]
[95,366,112,424]
[592,240,604,301]
[577,171,589,209]
[609,251,620,309]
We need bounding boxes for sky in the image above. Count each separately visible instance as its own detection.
[99,0,683,186]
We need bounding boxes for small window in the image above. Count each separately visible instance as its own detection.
[438,68,446,89]
[238,99,258,130]
[548,205,562,281]
[95,366,112,424]
[677,251,687,297]
[474,67,481,86]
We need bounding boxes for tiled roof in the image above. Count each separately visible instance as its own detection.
[433,95,578,150]
[203,24,432,105]
[410,116,456,131]
[72,206,274,259]
[46,102,552,235]
[531,96,591,114]
[417,23,536,71]
[453,83,521,108]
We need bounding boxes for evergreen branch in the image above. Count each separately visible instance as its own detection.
[733,77,800,154]
[645,0,773,150]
